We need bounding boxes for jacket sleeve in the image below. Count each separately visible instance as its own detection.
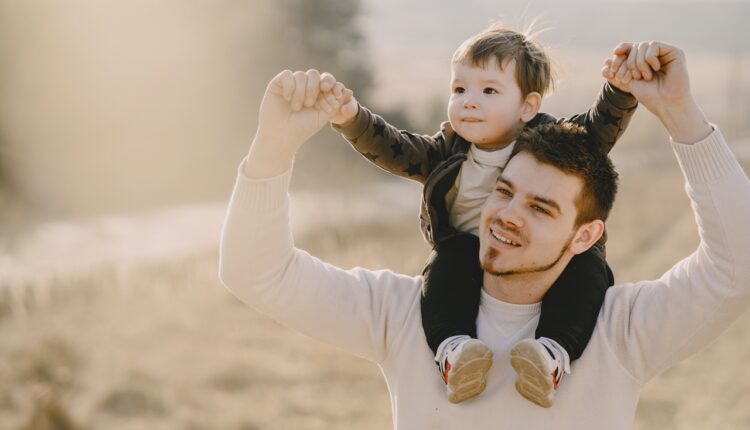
[218,165,419,365]
[549,83,638,154]
[331,104,450,183]
[599,129,750,383]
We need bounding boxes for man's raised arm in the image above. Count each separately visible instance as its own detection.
[219,70,418,364]
[600,42,750,382]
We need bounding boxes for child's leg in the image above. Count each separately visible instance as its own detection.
[536,244,613,360]
[421,233,483,354]
[421,232,492,403]
[511,244,612,408]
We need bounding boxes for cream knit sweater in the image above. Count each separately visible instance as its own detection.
[219,129,750,430]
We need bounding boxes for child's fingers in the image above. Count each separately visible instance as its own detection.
[339,87,354,104]
[332,82,345,99]
[340,97,358,119]
[608,54,627,79]
[626,44,641,80]
[615,56,630,83]
[620,69,634,85]
[635,41,653,80]
[304,69,321,108]
[322,91,340,114]
[320,72,336,92]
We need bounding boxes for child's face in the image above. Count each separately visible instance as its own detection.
[448,57,530,149]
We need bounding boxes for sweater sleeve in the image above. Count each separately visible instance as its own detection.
[218,161,420,365]
[600,128,750,383]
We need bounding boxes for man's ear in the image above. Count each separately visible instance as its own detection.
[520,92,542,123]
[569,219,605,255]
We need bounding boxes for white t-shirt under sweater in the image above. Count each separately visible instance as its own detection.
[219,129,750,430]
[447,143,515,235]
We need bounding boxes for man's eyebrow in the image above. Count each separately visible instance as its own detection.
[497,175,562,215]
[497,175,514,188]
[532,195,561,215]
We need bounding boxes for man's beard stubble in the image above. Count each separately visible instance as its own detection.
[481,233,573,277]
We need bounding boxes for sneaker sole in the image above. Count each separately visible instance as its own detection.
[510,342,554,408]
[447,341,493,404]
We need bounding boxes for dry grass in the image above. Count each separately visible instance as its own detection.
[2,159,750,430]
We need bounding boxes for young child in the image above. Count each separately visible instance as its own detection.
[328,24,637,407]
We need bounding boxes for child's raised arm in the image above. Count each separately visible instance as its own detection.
[540,82,638,155]
[331,102,453,185]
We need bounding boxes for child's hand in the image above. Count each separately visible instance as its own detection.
[601,42,661,93]
[321,82,358,126]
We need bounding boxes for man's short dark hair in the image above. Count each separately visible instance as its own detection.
[509,123,619,226]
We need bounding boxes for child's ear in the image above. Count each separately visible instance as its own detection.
[520,92,542,123]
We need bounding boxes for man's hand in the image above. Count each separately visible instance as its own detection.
[602,42,712,143]
[246,69,350,178]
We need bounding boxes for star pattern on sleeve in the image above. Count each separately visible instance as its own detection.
[403,162,422,177]
[390,140,404,158]
[362,152,379,163]
[373,119,386,138]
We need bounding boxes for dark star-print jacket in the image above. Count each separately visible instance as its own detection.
[332,83,637,246]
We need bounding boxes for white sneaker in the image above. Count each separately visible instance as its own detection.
[510,337,570,408]
[435,336,493,403]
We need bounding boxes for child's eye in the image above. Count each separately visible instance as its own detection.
[453,87,465,94]
[484,88,498,94]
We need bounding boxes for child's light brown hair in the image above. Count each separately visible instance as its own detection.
[452,24,554,98]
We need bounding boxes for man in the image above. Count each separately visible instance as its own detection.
[219,42,750,429]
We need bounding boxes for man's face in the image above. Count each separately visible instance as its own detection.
[448,56,527,149]
[478,151,583,276]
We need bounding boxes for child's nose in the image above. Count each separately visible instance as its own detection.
[463,98,478,109]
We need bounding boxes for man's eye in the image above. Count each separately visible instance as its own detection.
[496,188,512,197]
[484,88,498,94]
[532,205,550,215]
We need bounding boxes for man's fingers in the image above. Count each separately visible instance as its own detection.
[636,41,652,80]
[613,42,633,57]
[317,92,334,114]
[291,71,307,111]
[645,41,662,72]
[626,44,641,80]
[320,72,336,92]
[304,69,321,108]
[272,70,295,101]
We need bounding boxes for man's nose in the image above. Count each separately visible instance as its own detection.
[498,200,524,228]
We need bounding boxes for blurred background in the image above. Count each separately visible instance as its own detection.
[0,0,749,429]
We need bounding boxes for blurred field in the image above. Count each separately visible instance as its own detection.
[1,1,749,429]
[2,154,750,430]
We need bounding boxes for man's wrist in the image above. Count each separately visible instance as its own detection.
[243,137,295,179]
[656,98,713,144]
